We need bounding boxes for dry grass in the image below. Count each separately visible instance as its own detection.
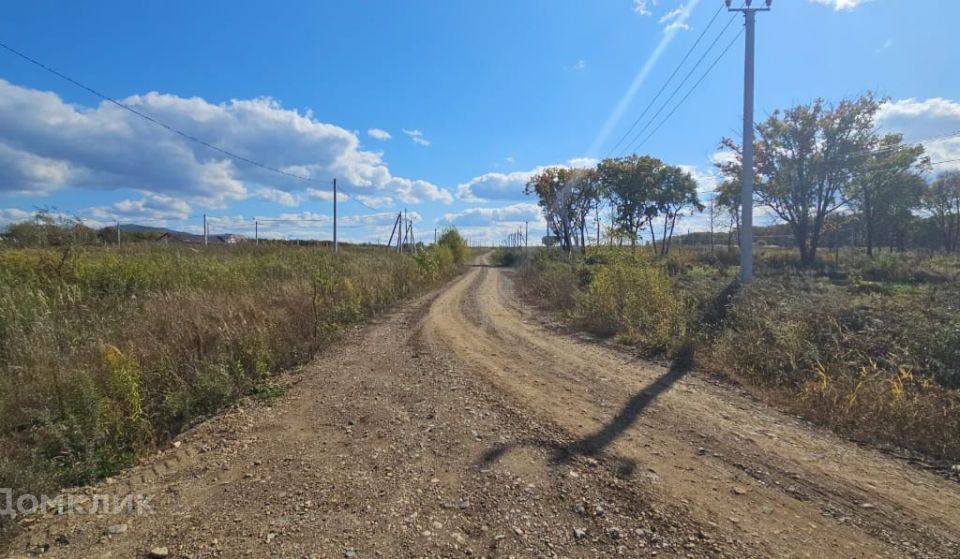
[0,238,467,537]
[516,246,960,464]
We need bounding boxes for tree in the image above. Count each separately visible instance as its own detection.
[525,167,575,252]
[3,209,97,247]
[924,171,960,252]
[598,155,662,248]
[525,167,601,252]
[437,228,469,264]
[719,94,884,266]
[569,168,603,251]
[650,164,702,256]
[714,179,741,250]
[845,134,927,256]
[598,156,702,255]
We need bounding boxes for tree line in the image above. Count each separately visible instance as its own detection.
[525,93,960,262]
[525,157,702,255]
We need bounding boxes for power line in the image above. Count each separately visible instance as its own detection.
[632,27,744,152]
[606,3,726,157]
[0,41,333,186]
[0,40,390,214]
[931,157,960,166]
[620,10,741,156]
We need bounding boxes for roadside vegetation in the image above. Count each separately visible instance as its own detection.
[514,247,960,464]
[513,93,960,466]
[0,223,468,536]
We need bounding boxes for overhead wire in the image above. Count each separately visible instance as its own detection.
[632,27,744,152]
[605,3,726,157]
[0,40,390,214]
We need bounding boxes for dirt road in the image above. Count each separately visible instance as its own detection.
[6,260,959,558]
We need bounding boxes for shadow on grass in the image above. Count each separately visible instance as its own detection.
[479,343,695,478]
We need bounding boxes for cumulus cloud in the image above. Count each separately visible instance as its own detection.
[0,79,451,206]
[456,157,599,203]
[402,129,431,146]
[256,187,301,207]
[355,194,394,209]
[304,188,349,202]
[367,128,392,141]
[439,203,542,227]
[878,97,960,172]
[808,0,869,11]
[0,208,36,225]
[81,193,192,223]
[676,164,720,195]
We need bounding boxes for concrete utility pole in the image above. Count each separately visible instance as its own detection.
[332,178,338,253]
[255,220,259,246]
[203,213,208,246]
[727,0,771,283]
[116,220,121,245]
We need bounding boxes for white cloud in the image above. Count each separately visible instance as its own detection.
[388,176,452,204]
[808,0,870,11]
[256,187,300,207]
[0,208,37,225]
[367,128,392,141]
[570,59,587,70]
[439,203,542,227]
[79,193,192,225]
[878,97,960,172]
[676,164,720,195]
[457,170,537,203]
[456,157,599,203]
[355,194,394,209]
[658,4,692,32]
[633,0,656,16]
[567,157,600,168]
[0,79,450,206]
[402,128,431,146]
[304,188,349,202]
[505,156,515,164]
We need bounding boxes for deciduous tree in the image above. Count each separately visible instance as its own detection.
[719,94,884,266]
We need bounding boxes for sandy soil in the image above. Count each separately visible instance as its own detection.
[5,258,959,558]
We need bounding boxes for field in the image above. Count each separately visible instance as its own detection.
[508,246,960,464]
[0,237,467,530]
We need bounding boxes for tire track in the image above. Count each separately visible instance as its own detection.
[423,258,960,559]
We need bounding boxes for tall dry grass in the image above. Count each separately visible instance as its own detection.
[515,247,960,464]
[0,239,467,536]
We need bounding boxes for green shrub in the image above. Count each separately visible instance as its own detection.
[577,259,681,352]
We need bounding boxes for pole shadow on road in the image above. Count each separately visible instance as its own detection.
[479,343,695,478]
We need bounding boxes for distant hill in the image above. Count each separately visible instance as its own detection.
[118,223,179,234]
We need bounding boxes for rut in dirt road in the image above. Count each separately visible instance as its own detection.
[5,260,959,559]
[423,261,960,559]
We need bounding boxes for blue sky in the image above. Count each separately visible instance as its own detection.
[1,0,958,243]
